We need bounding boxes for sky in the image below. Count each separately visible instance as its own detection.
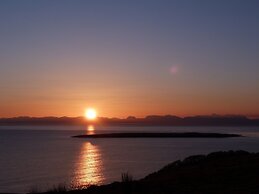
[0,0,259,118]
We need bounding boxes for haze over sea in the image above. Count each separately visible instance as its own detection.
[1,126,259,193]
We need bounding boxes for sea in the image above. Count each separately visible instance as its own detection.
[1,126,259,193]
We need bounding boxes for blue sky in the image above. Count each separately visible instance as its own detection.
[0,0,259,117]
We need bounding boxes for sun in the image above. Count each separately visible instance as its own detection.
[85,108,97,120]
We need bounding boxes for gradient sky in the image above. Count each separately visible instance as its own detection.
[0,0,259,118]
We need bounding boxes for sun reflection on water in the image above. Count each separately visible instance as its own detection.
[72,142,104,189]
[87,125,95,135]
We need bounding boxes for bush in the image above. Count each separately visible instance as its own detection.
[45,183,68,193]
[121,172,133,182]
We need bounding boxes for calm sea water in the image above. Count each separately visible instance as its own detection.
[1,126,259,193]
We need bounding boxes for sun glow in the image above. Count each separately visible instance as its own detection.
[85,108,97,120]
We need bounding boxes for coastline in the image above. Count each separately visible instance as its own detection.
[27,150,259,194]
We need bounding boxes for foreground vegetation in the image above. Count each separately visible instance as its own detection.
[36,150,259,194]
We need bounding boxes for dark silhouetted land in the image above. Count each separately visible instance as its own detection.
[1,114,259,126]
[73,132,241,138]
[36,150,259,194]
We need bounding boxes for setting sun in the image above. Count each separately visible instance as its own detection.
[85,108,97,120]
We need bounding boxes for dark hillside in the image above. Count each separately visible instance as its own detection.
[37,151,259,194]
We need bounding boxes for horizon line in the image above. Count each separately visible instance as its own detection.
[1,114,259,120]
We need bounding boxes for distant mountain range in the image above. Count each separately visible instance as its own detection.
[0,115,259,126]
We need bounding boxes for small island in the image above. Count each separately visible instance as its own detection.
[72,132,242,138]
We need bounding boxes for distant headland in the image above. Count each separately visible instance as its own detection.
[0,115,259,126]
